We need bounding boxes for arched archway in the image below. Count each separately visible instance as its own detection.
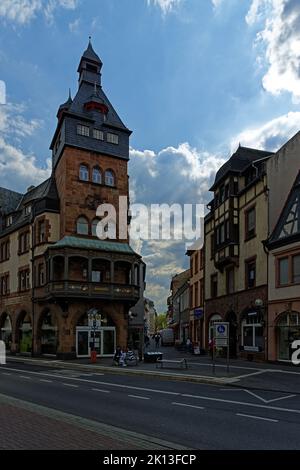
[225,310,237,358]
[0,313,12,351]
[38,309,59,356]
[276,311,300,361]
[16,311,32,354]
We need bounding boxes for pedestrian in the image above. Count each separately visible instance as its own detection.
[186,337,192,353]
[208,338,215,358]
[113,346,122,366]
[154,333,160,349]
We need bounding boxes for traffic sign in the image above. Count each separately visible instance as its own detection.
[214,322,229,347]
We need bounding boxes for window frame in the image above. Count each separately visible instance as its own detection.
[245,205,256,241]
[77,124,90,137]
[79,164,89,182]
[245,257,256,289]
[76,216,89,236]
[107,132,119,145]
[92,167,102,185]
[93,128,104,141]
[105,169,115,187]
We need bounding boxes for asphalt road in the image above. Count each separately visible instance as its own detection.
[1,361,300,450]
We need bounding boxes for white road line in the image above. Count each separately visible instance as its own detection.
[172,402,205,410]
[236,413,278,423]
[128,395,150,400]
[234,370,267,380]
[2,366,180,396]
[39,379,53,383]
[244,389,296,404]
[181,393,300,415]
[2,372,11,376]
[92,388,110,394]
[62,383,78,388]
[19,375,31,380]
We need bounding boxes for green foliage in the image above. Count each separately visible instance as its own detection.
[155,313,167,331]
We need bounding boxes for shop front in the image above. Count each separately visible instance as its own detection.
[76,312,116,357]
[276,311,300,362]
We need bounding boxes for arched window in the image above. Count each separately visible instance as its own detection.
[79,164,89,181]
[92,219,100,237]
[92,167,102,184]
[105,170,115,187]
[77,216,89,235]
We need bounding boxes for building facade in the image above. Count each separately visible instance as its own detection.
[204,146,273,360]
[167,269,190,342]
[0,41,145,359]
[266,132,300,362]
[187,246,204,347]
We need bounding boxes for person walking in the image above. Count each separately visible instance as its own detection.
[154,332,160,349]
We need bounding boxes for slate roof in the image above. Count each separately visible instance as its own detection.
[0,187,23,215]
[51,236,138,256]
[0,177,59,237]
[78,40,102,68]
[210,146,274,191]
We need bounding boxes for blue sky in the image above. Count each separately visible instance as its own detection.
[1,0,300,311]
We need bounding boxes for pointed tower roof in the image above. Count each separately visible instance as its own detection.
[77,37,102,71]
[57,89,73,119]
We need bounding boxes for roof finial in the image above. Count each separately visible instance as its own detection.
[89,35,92,45]
[68,88,71,100]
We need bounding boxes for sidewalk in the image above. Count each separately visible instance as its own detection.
[7,343,300,393]
[0,393,187,450]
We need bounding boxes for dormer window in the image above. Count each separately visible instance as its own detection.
[107,133,119,145]
[93,129,104,141]
[6,215,13,227]
[25,205,32,216]
[77,124,90,137]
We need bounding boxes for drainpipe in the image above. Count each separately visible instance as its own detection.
[30,210,35,357]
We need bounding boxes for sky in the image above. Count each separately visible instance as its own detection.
[1,0,300,312]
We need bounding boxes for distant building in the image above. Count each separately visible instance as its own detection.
[168,270,190,342]
[144,298,157,336]
[186,245,204,347]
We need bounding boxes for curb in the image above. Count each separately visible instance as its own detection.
[6,356,238,386]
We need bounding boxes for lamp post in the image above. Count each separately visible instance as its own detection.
[87,308,101,354]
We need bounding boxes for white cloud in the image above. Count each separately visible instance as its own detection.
[0,0,78,25]
[231,111,300,152]
[211,0,224,9]
[147,0,183,15]
[246,0,300,100]
[69,17,80,33]
[0,103,51,191]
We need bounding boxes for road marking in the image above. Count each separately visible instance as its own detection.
[19,375,31,380]
[172,402,205,410]
[236,413,278,423]
[234,370,267,380]
[181,393,300,415]
[1,366,180,396]
[62,383,78,388]
[92,388,110,394]
[2,372,11,376]
[244,389,296,404]
[128,395,150,400]
[39,379,53,383]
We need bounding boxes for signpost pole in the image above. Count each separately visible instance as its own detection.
[227,342,230,374]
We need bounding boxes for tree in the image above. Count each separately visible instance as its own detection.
[155,313,168,331]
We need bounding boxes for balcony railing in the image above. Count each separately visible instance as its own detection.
[36,281,140,301]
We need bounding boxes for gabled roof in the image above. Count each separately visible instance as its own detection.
[267,171,300,249]
[210,146,274,191]
[0,187,23,214]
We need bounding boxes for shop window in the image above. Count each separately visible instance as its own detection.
[242,316,264,351]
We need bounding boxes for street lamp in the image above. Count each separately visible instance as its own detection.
[87,308,101,353]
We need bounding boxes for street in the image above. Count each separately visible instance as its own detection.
[1,360,300,449]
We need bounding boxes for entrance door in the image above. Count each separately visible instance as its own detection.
[76,327,116,357]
